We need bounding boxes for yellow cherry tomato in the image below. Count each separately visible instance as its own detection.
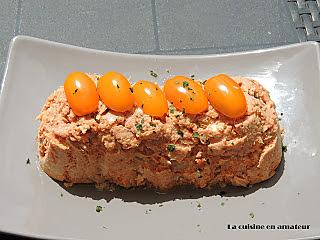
[204,74,247,118]
[133,80,168,117]
[64,72,99,116]
[97,71,134,112]
[164,76,208,114]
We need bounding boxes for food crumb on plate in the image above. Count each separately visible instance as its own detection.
[145,209,152,214]
[96,206,103,213]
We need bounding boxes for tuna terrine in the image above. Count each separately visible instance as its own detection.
[37,75,282,189]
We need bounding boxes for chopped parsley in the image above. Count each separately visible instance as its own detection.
[196,202,202,209]
[135,124,143,131]
[166,69,170,73]
[129,87,134,93]
[96,206,103,213]
[135,118,145,131]
[72,88,79,95]
[150,122,156,127]
[167,144,175,152]
[150,70,158,78]
[190,74,195,79]
[282,145,287,153]
[221,202,225,206]
[60,193,63,197]
[192,132,200,138]
[182,81,189,88]
[187,87,193,91]
[26,158,30,164]
[177,129,184,137]
[249,212,255,218]
[169,104,175,114]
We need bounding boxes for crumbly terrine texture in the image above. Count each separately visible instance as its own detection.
[37,75,282,190]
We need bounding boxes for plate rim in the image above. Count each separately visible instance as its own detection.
[1,35,320,99]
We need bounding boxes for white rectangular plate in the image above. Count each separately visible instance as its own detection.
[0,36,319,240]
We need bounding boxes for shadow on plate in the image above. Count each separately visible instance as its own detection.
[60,155,285,204]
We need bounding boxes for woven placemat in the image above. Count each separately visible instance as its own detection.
[288,0,320,41]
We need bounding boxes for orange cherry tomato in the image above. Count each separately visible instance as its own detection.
[204,74,247,118]
[97,71,134,112]
[64,72,99,116]
[133,80,168,117]
[164,76,208,114]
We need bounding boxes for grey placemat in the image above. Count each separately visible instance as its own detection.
[288,0,320,41]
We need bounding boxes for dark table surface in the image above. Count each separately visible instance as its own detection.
[0,0,316,239]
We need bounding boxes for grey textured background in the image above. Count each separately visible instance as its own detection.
[0,0,301,86]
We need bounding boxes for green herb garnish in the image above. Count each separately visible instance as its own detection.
[221,202,225,206]
[182,81,189,88]
[60,193,63,197]
[150,122,156,127]
[167,144,175,152]
[26,158,30,164]
[96,206,103,213]
[169,104,175,114]
[192,132,200,138]
[249,212,254,218]
[150,70,158,78]
[135,124,143,131]
[177,129,184,137]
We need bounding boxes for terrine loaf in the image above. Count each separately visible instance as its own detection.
[37,75,282,189]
